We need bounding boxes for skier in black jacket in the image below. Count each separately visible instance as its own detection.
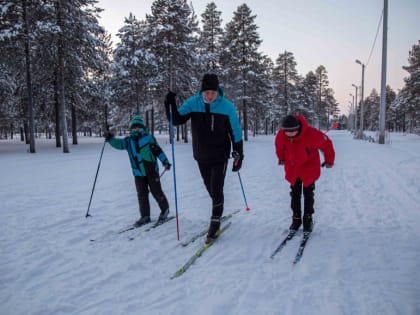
[165,73,243,243]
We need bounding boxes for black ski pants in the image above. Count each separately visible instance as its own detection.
[134,173,169,218]
[290,177,315,217]
[198,161,227,218]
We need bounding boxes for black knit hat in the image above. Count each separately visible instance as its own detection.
[201,73,219,91]
[282,115,300,131]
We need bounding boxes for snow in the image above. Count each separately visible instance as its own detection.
[1,130,420,315]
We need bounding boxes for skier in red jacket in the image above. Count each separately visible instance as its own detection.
[275,115,335,233]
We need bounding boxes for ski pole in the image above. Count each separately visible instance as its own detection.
[232,151,250,211]
[85,140,106,218]
[169,105,180,240]
[237,172,250,211]
[159,168,167,178]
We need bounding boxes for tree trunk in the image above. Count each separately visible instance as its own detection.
[242,79,248,142]
[22,0,36,153]
[151,107,154,135]
[71,104,77,144]
[54,70,61,147]
[56,0,69,153]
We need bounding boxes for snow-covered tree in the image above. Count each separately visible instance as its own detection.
[220,3,263,141]
[198,2,224,72]
[111,13,159,128]
[273,51,299,115]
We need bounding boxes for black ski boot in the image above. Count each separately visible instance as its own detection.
[303,214,313,233]
[289,216,302,232]
[134,216,151,227]
[157,209,169,223]
[205,216,221,244]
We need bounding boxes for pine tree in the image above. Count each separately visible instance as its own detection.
[221,4,263,141]
[198,2,224,72]
[146,0,198,96]
[401,41,420,133]
[111,13,158,127]
[300,71,318,125]
[314,65,330,128]
[273,51,299,115]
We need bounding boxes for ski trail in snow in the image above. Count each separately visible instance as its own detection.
[1,132,420,315]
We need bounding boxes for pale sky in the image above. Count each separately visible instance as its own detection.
[96,0,420,114]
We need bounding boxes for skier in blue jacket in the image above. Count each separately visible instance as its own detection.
[164,73,243,243]
[105,115,171,227]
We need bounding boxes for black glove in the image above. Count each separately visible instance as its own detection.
[232,151,243,172]
[104,130,114,142]
[164,162,171,171]
[165,91,176,107]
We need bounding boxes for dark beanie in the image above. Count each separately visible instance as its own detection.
[201,73,219,91]
[282,115,300,131]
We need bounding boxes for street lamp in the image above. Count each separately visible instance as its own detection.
[355,60,365,139]
[347,98,353,130]
[349,93,354,130]
[351,83,358,134]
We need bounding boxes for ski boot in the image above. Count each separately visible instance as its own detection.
[289,215,302,232]
[303,214,313,233]
[157,209,169,224]
[205,216,221,244]
[134,216,151,227]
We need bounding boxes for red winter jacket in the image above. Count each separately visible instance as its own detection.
[275,115,335,187]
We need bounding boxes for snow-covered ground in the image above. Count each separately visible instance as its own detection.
[1,130,419,315]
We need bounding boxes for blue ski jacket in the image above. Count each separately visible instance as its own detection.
[167,88,243,164]
[109,128,170,177]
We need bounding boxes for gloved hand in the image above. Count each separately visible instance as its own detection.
[232,151,243,172]
[278,160,284,165]
[322,161,333,168]
[164,163,171,171]
[104,130,114,142]
[165,91,176,107]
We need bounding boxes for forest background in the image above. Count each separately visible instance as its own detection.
[0,0,419,154]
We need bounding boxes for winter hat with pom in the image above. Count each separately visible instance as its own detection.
[201,73,219,91]
[129,115,145,130]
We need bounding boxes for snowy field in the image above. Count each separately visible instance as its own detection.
[1,130,420,315]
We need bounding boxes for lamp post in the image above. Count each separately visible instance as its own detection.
[378,0,388,144]
[351,84,358,134]
[349,94,354,130]
[355,60,365,139]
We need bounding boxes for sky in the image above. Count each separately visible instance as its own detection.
[1,130,420,314]
[95,0,420,115]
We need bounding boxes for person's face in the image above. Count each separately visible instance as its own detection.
[203,90,218,103]
[284,130,299,138]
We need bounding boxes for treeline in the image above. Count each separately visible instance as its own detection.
[349,40,420,136]
[0,1,418,153]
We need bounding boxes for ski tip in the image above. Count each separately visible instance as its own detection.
[171,269,184,280]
